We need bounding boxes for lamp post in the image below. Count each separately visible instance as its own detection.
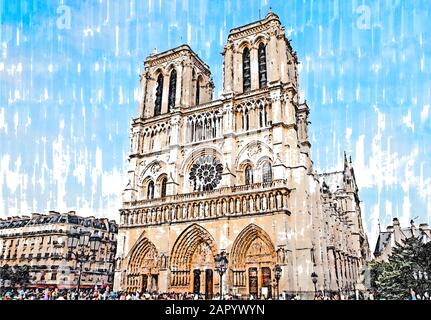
[311,272,318,299]
[214,250,228,300]
[413,269,428,299]
[274,265,282,300]
[67,228,102,297]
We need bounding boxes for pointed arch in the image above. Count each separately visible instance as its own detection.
[170,224,218,270]
[258,43,267,88]
[154,73,164,116]
[196,75,202,106]
[242,47,251,92]
[147,180,155,199]
[262,161,273,184]
[244,164,253,185]
[230,224,276,270]
[160,175,168,198]
[168,69,177,112]
[128,237,160,274]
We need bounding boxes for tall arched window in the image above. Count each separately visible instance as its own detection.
[258,43,267,88]
[262,162,272,184]
[168,69,177,112]
[245,165,253,185]
[154,74,164,116]
[242,47,251,92]
[147,181,155,200]
[160,177,167,198]
[244,109,250,131]
[195,76,201,106]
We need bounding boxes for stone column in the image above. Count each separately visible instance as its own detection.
[222,41,234,94]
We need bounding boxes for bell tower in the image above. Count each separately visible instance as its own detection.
[138,45,214,119]
[222,11,299,97]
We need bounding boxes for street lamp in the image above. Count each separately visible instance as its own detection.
[311,272,318,298]
[274,265,282,300]
[412,268,429,299]
[214,250,228,300]
[67,229,102,297]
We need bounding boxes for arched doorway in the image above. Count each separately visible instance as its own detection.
[170,224,218,298]
[230,224,276,298]
[127,237,160,293]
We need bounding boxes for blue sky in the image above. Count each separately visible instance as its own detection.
[0,0,430,250]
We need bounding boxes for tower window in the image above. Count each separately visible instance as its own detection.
[154,74,164,116]
[196,76,201,106]
[262,162,272,184]
[258,43,267,88]
[168,69,177,112]
[245,165,253,185]
[160,177,167,198]
[244,109,250,131]
[147,181,155,200]
[242,47,251,92]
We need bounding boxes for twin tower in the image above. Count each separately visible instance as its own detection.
[114,11,369,298]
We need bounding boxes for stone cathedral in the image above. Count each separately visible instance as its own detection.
[113,12,370,298]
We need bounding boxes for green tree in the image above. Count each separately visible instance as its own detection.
[371,237,431,300]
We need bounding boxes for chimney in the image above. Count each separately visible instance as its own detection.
[49,210,60,215]
[419,223,429,231]
[68,210,76,216]
[31,212,41,219]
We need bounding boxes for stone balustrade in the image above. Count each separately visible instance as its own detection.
[120,179,291,227]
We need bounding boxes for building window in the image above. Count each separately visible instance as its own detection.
[168,69,177,112]
[51,272,57,281]
[262,162,272,184]
[196,76,201,105]
[242,47,251,92]
[258,43,267,88]
[160,177,168,198]
[244,109,250,131]
[147,181,155,200]
[154,74,164,116]
[259,104,268,128]
[245,165,253,185]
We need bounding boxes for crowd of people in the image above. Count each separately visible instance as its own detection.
[0,286,373,300]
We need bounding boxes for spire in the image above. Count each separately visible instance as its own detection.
[343,151,349,170]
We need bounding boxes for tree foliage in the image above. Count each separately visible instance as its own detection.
[370,237,431,300]
[0,264,30,288]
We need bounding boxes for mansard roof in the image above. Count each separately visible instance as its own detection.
[0,211,118,232]
[373,220,431,257]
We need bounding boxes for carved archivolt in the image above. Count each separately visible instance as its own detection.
[170,224,218,271]
[236,141,273,171]
[138,160,167,186]
[230,224,276,270]
[128,237,160,275]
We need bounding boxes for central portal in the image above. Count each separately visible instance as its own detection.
[205,269,213,299]
[190,241,215,297]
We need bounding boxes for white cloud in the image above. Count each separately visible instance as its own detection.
[402,109,415,132]
[420,105,430,123]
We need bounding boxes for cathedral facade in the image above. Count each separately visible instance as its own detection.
[113,12,370,298]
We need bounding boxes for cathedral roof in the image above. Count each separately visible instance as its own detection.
[145,44,210,73]
[228,9,281,37]
[318,171,344,193]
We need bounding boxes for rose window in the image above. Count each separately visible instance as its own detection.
[189,156,223,191]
